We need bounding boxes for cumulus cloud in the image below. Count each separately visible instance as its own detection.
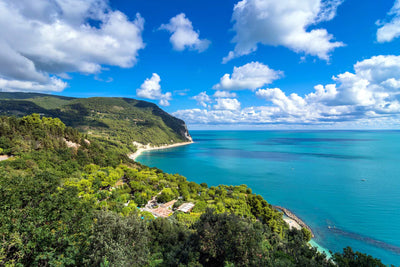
[0,77,68,92]
[192,91,241,111]
[192,91,212,107]
[377,0,400,43]
[0,0,145,92]
[213,62,283,90]
[174,55,400,127]
[173,109,242,124]
[223,0,344,63]
[136,73,172,106]
[160,13,210,52]
[214,98,241,111]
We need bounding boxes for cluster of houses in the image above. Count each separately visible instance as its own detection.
[113,180,195,218]
[141,196,195,218]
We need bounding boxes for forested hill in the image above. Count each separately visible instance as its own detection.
[0,114,387,266]
[0,92,191,152]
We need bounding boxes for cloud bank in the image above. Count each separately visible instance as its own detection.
[223,0,344,63]
[0,0,145,92]
[174,55,400,127]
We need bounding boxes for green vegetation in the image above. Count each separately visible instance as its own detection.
[0,92,192,154]
[332,247,386,267]
[0,114,390,266]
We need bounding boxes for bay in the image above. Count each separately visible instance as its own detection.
[137,130,400,266]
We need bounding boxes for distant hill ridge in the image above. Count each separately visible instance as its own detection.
[0,92,191,152]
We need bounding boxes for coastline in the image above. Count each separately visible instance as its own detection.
[129,141,194,161]
[130,144,314,237]
[309,240,332,258]
[132,140,333,258]
[273,205,314,237]
[273,205,331,256]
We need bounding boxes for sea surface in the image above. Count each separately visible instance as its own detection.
[137,131,400,266]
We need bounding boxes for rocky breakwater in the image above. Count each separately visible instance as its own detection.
[273,205,315,237]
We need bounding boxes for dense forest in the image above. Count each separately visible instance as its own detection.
[0,114,389,266]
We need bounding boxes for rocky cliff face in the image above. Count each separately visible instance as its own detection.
[182,123,193,142]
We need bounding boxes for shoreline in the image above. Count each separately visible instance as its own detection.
[129,141,194,161]
[273,205,332,256]
[130,142,332,257]
[273,205,315,237]
[130,145,314,238]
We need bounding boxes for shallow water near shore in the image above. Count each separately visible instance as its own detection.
[137,130,400,265]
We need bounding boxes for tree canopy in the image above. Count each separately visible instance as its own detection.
[0,114,389,266]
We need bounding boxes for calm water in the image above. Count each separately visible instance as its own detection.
[137,131,400,265]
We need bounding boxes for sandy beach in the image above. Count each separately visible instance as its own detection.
[129,141,193,161]
[273,205,314,237]
[283,216,302,230]
[278,207,331,256]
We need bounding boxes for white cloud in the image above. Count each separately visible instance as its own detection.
[213,91,237,98]
[174,55,400,127]
[256,88,307,114]
[214,98,241,111]
[192,91,240,109]
[0,0,145,92]
[223,0,344,63]
[136,73,172,106]
[382,78,400,89]
[213,62,283,90]
[160,13,210,52]
[159,99,171,107]
[0,77,67,92]
[192,91,212,107]
[354,55,400,83]
[377,0,400,43]
[173,109,243,124]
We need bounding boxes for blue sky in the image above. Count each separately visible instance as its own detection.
[1,0,400,129]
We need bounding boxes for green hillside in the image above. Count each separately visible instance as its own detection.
[0,92,192,153]
[0,114,386,266]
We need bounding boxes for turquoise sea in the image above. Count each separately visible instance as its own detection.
[137,131,400,266]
